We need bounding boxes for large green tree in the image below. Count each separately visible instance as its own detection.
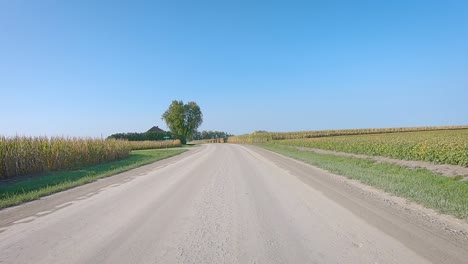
[162,100,203,144]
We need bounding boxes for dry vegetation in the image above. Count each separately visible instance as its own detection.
[128,139,181,150]
[228,126,468,167]
[0,137,130,179]
[228,125,468,143]
[271,129,468,167]
[0,137,182,180]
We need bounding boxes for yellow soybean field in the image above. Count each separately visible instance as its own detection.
[271,129,468,167]
[227,125,468,143]
[228,126,468,167]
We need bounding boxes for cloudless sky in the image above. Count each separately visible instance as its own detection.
[1,0,467,137]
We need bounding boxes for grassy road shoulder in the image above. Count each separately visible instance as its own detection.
[259,143,468,220]
[0,148,187,209]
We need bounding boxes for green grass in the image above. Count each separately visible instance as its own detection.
[0,148,186,209]
[260,143,468,219]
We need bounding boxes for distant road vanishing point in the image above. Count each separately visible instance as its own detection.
[1,144,467,264]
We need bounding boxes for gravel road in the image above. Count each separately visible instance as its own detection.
[1,144,467,264]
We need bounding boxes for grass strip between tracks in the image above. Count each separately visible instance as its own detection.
[0,148,187,209]
[259,143,468,220]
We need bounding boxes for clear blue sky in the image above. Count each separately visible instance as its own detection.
[1,0,467,137]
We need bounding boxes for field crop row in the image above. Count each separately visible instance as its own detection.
[271,129,468,167]
[0,137,182,179]
[227,125,468,143]
[128,140,181,150]
[0,137,130,179]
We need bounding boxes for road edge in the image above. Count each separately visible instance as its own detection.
[0,146,204,228]
[244,144,468,247]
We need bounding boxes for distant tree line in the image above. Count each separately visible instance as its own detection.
[191,131,234,140]
[107,131,177,141]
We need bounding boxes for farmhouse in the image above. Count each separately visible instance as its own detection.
[147,126,166,133]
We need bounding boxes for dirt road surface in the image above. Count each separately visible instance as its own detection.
[1,144,467,264]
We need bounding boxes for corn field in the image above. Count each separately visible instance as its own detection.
[128,140,181,150]
[227,125,468,143]
[271,129,468,167]
[0,136,131,180]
